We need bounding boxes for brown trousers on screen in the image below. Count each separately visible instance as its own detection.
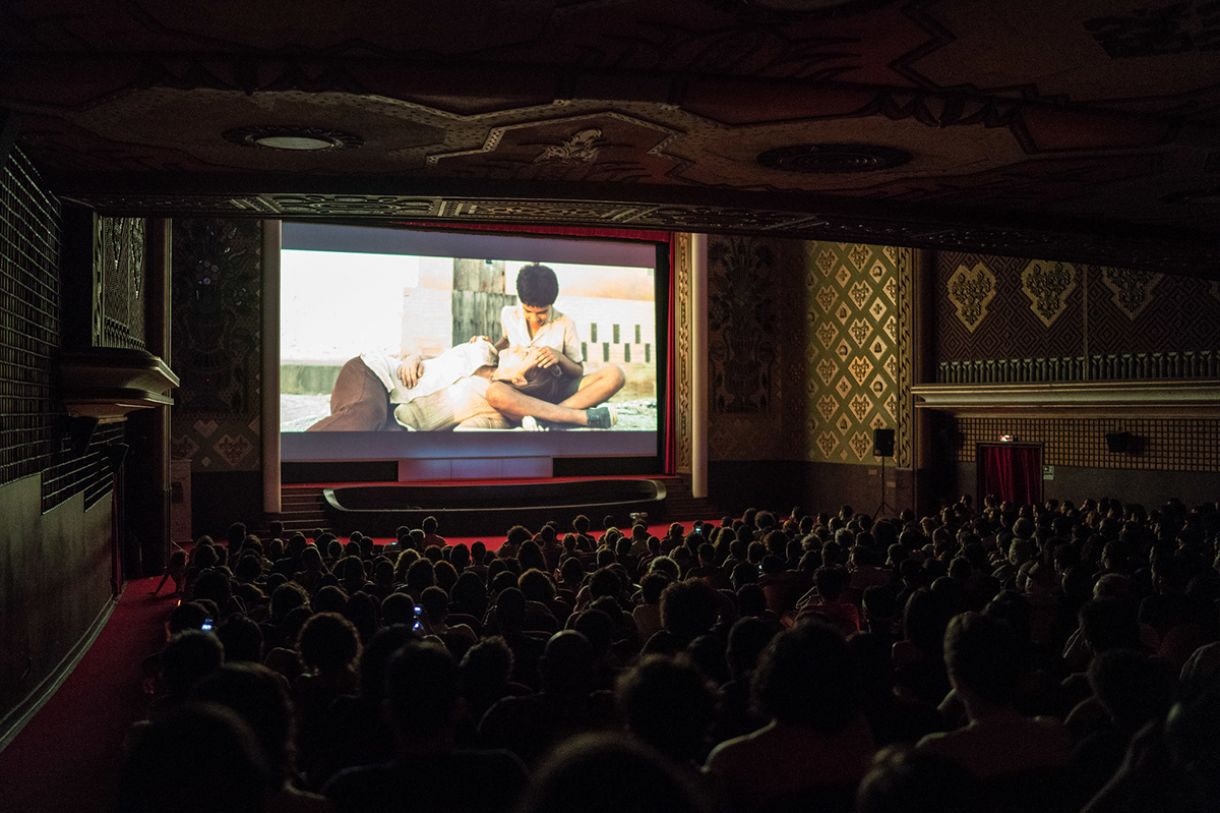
[306,356,394,431]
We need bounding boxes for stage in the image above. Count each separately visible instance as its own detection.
[273,474,717,540]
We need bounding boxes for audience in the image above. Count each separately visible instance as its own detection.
[118,493,1220,813]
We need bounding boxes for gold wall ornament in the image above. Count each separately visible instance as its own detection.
[1021,259,1077,327]
[674,232,692,473]
[1100,267,1163,319]
[946,262,997,332]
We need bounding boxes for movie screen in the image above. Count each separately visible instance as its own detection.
[279,226,659,445]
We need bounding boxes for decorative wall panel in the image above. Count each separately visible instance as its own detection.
[706,235,802,461]
[953,417,1220,473]
[0,149,61,487]
[169,219,262,472]
[802,242,915,468]
[946,262,996,332]
[933,251,1220,383]
[674,232,692,474]
[934,252,1084,365]
[95,216,146,350]
[1020,259,1077,328]
[709,237,779,415]
[1088,270,1220,357]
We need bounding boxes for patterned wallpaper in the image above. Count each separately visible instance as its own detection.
[933,252,1220,381]
[706,235,802,461]
[953,417,1220,473]
[169,219,262,472]
[936,252,1084,363]
[704,237,915,468]
[674,233,692,474]
[802,242,914,468]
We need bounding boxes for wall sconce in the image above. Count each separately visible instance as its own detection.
[999,434,1016,443]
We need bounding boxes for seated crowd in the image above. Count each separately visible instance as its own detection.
[120,496,1220,813]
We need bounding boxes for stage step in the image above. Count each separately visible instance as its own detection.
[269,478,722,537]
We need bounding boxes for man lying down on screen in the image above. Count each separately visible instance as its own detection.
[304,339,617,432]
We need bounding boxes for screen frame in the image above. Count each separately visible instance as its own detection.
[268,220,670,479]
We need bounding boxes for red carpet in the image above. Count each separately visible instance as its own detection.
[0,576,177,813]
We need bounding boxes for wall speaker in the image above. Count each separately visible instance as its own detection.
[1105,432,1134,453]
[873,428,895,458]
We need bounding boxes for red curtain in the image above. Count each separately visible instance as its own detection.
[979,444,1042,505]
[392,221,677,474]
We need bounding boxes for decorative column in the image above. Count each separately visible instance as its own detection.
[262,221,282,515]
[690,234,709,498]
[143,214,173,568]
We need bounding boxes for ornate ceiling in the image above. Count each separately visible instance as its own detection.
[2,0,1219,271]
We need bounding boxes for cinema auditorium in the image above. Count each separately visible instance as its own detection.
[1,3,1219,812]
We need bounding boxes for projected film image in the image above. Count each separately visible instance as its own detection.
[280,248,658,435]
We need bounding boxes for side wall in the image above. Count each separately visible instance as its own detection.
[927,252,1220,507]
[705,237,917,516]
[169,219,264,535]
[0,149,142,740]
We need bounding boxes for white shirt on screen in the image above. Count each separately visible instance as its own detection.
[500,305,584,365]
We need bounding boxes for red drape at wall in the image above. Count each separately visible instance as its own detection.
[392,221,677,474]
[979,444,1042,505]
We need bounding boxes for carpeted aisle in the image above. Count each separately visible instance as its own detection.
[0,576,176,813]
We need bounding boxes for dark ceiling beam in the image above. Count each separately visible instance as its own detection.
[52,173,1220,277]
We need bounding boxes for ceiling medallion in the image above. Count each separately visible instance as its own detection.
[757,143,912,173]
[703,0,896,20]
[222,125,363,151]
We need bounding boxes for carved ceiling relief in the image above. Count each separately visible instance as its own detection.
[1100,267,1164,319]
[946,262,997,332]
[426,114,685,184]
[1021,260,1078,327]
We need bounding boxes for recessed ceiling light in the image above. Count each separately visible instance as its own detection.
[757,143,912,173]
[252,135,335,151]
[223,126,363,151]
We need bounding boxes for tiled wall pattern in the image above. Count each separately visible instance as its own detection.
[953,417,1220,472]
[704,237,915,468]
[0,147,128,509]
[0,148,61,486]
[803,242,914,467]
[934,252,1220,382]
[170,219,263,472]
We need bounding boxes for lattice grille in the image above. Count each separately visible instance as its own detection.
[42,422,125,511]
[953,417,1220,472]
[0,148,61,486]
[98,217,146,349]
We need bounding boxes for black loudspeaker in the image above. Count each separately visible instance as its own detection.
[102,443,130,472]
[873,428,895,458]
[1105,432,1133,453]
